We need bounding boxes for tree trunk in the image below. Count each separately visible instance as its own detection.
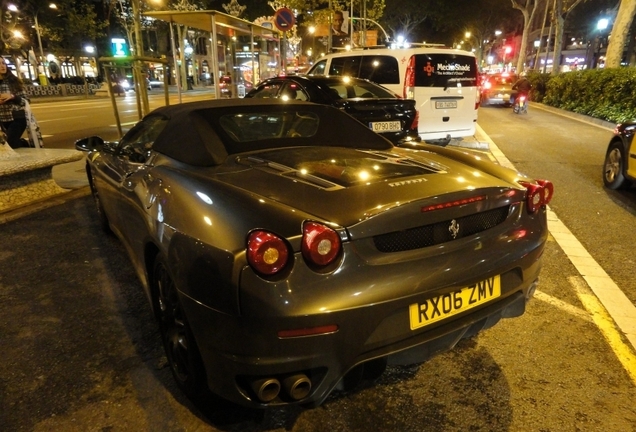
[606,0,636,68]
[551,0,565,75]
[533,0,551,70]
[512,0,539,73]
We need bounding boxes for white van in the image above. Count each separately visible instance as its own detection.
[307,47,479,144]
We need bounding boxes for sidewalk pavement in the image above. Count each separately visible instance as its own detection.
[52,156,90,189]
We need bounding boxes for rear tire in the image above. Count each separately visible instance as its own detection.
[603,141,631,190]
[153,253,207,399]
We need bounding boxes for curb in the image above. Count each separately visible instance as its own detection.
[0,186,91,225]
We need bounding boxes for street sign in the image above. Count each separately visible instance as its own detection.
[274,7,295,31]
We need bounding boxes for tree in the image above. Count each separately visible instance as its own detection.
[511,0,540,72]
[605,0,636,68]
[381,0,428,41]
[551,0,588,75]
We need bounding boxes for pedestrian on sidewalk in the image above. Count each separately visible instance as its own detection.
[0,59,28,149]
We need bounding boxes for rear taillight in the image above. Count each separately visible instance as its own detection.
[410,110,420,130]
[404,56,415,99]
[519,95,526,102]
[536,179,554,203]
[484,81,492,89]
[247,230,289,275]
[519,180,554,213]
[302,221,341,267]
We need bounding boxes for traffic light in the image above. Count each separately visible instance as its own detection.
[504,46,512,54]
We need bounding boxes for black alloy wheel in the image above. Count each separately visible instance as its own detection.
[153,254,206,398]
[603,141,631,190]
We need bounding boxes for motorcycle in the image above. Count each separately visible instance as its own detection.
[513,94,528,114]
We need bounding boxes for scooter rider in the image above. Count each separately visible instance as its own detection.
[511,73,532,106]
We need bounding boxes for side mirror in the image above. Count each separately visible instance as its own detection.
[75,136,105,152]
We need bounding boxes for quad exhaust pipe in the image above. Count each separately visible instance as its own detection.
[282,373,312,401]
[250,373,312,403]
[250,377,281,403]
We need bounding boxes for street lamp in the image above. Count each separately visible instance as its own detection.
[9,2,57,84]
[464,31,482,65]
[308,25,316,61]
[595,18,610,68]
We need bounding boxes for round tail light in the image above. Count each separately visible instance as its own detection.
[519,179,554,213]
[302,222,341,267]
[536,179,554,204]
[247,230,289,275]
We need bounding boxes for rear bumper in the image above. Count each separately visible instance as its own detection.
[482,91,517,105]
[182,257,542,408]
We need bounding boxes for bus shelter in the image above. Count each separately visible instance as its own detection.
[144,10,282,100]
[99,56,170,137]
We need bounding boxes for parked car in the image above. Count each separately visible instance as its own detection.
[602,122,636,189]
[219,75,252,97]
[480,72,518,106]
[75,99,553,409]
[245,75,419,143]
[306,47,480,144]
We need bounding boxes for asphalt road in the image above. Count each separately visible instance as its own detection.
[1,101,636,431]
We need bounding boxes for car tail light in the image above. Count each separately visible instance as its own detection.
[302,222,341,267]
[519,180,554,214]
[247,230,289,275]
[411,110,420,130]
[404,56,415,99]
[536,179,554,203]
[483,81,492,89]
[475,86,481,110]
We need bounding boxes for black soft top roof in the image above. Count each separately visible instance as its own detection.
[148,99,393,166]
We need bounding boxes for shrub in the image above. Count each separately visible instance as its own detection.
[540,68,636,123]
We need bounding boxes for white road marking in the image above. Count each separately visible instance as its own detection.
[533,289,592,323]
[476,124,636,353]
[38,116,89,123]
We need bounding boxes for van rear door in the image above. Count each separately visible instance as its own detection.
[411,53,479,141]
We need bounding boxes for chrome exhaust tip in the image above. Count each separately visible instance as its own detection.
[526,279,539,299]
[282,373,312,401]
[250,377,281,403]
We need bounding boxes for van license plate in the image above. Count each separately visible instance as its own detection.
[370,121,402,132]
[408,275,501,330]
[435,101,457,109]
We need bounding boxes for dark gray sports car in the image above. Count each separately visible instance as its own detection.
[76,99,554,409]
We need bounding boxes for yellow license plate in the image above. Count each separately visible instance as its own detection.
[409,275,501,330]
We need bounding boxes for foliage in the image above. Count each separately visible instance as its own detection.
[1,0,109,55]
[524,70,551,103]
[45,0,108,52]
[541,68,636,123]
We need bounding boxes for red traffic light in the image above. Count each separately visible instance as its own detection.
[504,46,512,54]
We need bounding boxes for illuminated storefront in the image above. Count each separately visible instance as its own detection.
[144,10,281,98]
